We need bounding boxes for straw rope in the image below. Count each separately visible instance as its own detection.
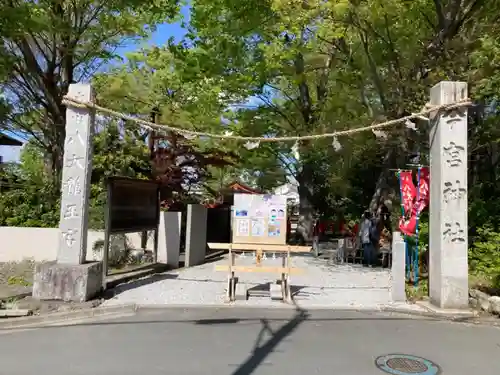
[62,96,472,142]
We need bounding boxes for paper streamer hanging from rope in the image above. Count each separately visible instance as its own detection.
[331,136,342,151]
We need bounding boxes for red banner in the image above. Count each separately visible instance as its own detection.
[399,167,430,235]
[412,167,430,216]
[399,215,417,236]
[399,171,416,214]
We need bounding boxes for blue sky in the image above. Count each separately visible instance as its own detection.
[0,5,190,163]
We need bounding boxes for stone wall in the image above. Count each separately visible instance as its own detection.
[0,226,151,263]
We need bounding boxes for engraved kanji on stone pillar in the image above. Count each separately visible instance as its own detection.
[429,81,469,309]
[57,84,94,264]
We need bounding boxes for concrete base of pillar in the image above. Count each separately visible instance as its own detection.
[32,261,103,302]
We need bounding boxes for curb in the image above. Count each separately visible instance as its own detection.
[0,302,487,330]
[0,304,138,330]
[379,305,477,321]
[132,303,478,320]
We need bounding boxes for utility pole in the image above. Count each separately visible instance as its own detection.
[148,106,159,160]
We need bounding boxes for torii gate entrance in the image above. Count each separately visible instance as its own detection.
[31,81,470,310]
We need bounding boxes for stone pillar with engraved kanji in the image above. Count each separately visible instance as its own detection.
[57,84,94,264]
[429,81,469,309]
[32,83,103,302]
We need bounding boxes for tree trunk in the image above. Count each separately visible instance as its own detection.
[366,138,404,224]
[296,161,315,244]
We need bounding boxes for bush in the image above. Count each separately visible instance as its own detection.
[469,225,500,289]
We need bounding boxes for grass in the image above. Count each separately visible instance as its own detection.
[469,273,500,296]
[405,277,429,302]
[405,272,500,302]
[7,275,32,287]
[0,260,37,287]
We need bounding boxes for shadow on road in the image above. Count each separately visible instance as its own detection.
[184,306,310,374]
[226,306,309,375]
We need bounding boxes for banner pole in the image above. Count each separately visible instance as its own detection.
[397,170,410,280]
[414,168,421,286]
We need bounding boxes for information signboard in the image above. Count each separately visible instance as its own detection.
[106,177,160,234]
[232,193,287,245]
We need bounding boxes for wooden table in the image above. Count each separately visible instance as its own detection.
[208,243,311,303]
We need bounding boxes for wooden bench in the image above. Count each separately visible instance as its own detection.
[208,243,311,303]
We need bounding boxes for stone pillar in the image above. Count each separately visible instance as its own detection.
[33,84,103,302]
[391,232,406,302]
[185,204,207,267]
[57,84,94,264]
[157,211,182,268]
[429,81,469,309]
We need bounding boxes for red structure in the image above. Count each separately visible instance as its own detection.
[203,181,262,243]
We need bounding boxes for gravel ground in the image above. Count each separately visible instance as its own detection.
[103,254,395,309]
[0,260,37,302]
[0,260,37,286]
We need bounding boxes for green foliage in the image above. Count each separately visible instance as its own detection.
[92,235,133,268]
[89,120,151,229]
[7,275,31,287]
[0,0,181,186]
[0,143,59,227]
[93,42,288,199]
[469,226,500,289]
[406,278,428,302]
[405,213,429,254]
[0,122,151,228]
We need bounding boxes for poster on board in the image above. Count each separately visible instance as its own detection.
[232,193,287,245]
[236,219,250,236]
[251,218,265,236]
[267,220,281,237]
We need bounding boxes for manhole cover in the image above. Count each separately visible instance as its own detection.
[375,354,440,375]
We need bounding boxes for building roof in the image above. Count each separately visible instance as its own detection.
[226,181,262,194]
[0,133,22,146]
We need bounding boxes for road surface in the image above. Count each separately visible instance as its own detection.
[1,307,499,375]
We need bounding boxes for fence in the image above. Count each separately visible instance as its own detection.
[0,206,210,270]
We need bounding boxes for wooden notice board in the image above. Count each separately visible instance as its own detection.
[232,193,287,245]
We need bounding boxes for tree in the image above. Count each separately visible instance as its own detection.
[0,118,153,228]
[93,46,287,202]
[0,0,181,190]
[174,0,378,239]
[0,142,59,226]
[175,0,494,242]
[88,118,152,228]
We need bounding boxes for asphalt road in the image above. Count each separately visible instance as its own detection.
[1,307,500,375]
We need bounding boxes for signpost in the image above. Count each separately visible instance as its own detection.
[102,177,160,284]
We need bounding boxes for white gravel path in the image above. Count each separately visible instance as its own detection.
[103,254,398,309]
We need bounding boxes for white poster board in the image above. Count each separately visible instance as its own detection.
[232,193,287,245]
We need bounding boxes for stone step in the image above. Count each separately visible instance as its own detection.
[247,289,270,298]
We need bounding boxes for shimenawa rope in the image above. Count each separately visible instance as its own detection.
[61,96,472,143]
